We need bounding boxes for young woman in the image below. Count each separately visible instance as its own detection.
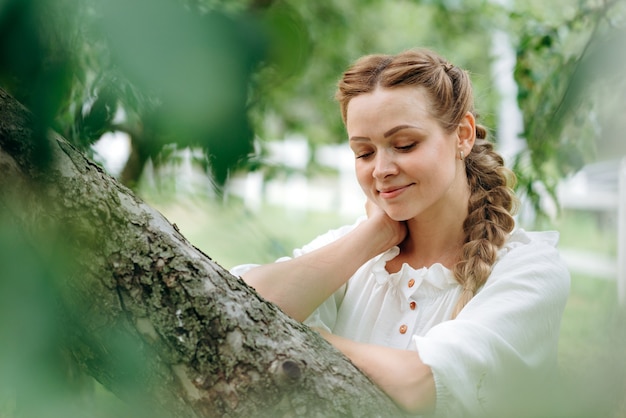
[232,48,570,417]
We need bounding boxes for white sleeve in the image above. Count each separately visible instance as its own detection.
[412,234,571,417]
[230,218,365,330]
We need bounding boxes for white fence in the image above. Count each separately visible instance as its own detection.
[558,158,626,304]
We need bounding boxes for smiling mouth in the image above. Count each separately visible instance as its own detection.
[378,184,413,199]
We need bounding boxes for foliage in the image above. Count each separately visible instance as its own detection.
[0,0,268,186]
[250,0,499,150]
[2,0,623,209]
[511,0,626,214]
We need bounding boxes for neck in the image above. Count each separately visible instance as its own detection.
[402,217,465,269]
[387,188,470,272]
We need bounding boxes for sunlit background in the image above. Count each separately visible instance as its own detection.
[1,0,625,416]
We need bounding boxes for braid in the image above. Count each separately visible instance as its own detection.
[451,134,518,318]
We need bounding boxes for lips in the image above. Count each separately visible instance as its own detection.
[378,184,413,199]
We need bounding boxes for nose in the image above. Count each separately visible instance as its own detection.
[372,150,398,179]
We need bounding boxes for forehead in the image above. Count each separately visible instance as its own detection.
[345,86,435,134]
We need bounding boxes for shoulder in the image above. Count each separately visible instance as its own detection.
[488,228,570,294]
[498,228,563,267]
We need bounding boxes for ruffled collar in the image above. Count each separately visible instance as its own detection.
[370,246,458,311]
[367,228,558,311]
[372,246,458,287]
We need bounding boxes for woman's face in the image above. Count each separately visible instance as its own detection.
[346,86,472,222]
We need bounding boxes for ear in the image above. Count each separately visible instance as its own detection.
[456,111,476,155]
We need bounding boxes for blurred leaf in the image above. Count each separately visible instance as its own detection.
[96,0,267,184]
[0,215,77,417]
[259,3,311,80]
[552,28,626,133]
[511,0,626,216]
[0,0,76,167]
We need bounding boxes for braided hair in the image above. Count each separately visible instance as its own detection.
[336,48,517,318]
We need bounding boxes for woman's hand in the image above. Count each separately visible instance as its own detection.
[364,199,407,249]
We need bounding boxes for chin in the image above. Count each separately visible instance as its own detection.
[385,210,412,222]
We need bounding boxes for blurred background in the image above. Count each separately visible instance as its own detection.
[1,0,625,416]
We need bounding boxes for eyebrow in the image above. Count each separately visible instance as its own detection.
[383,124,423,137]
[349,124,423,142]
[349,136,369,142]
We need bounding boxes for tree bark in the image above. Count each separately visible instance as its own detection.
[0,88,408,417]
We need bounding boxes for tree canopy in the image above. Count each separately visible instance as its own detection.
[1,0,624,205]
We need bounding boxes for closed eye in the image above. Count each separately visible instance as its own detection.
[396,143,416,152]
[356,151,374,159]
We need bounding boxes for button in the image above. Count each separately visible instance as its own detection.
[408,279,415,288]
[399,324,408,334]
[409,301,416,310]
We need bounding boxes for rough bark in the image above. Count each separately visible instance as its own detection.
[0,88,409,417]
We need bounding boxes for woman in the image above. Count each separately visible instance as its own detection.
[232,48,570,417]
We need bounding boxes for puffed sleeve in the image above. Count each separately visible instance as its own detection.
[412,231,571,417]
[230,218,365,330]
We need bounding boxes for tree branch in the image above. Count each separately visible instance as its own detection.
[0,87,408,417]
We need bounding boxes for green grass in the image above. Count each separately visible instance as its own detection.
[151,196,357,270]
[557,273,625,417]
[535,209,618,256]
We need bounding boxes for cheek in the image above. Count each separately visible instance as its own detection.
[354,163,373,191]
[418,143,455,174]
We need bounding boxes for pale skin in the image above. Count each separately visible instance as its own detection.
[242,85,476,413]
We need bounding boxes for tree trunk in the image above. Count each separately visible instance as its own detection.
[0,88,408,417]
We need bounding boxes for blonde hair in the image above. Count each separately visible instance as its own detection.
[336,48,517,318]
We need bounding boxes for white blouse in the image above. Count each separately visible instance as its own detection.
[231,219,571,417]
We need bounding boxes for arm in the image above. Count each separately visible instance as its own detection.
[242,210,405,322]
[413,233,571,416]
[318,329,436,414]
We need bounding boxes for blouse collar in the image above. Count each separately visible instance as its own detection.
[371,246,459,311]
[368,228,558,310]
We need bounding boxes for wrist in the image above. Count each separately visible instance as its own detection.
[355,217,401,257]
